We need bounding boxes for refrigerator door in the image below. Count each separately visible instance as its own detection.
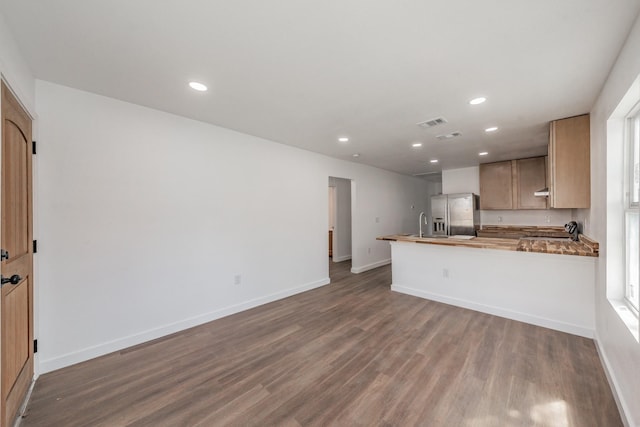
[448,193,477,236]
[431,195,448,236]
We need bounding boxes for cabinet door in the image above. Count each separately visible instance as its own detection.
[480,161,513,209]
[516,157,548,209]
[549,115,590,208]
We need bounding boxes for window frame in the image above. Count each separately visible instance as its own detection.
[624,102,640,314]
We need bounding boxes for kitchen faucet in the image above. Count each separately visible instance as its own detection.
[418,212,428,237]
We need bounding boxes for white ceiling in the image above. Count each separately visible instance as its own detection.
[2,0,639,176]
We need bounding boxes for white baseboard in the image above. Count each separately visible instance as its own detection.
[13,379,36,427]
[391,284,593,338]
[332,254,352,262]
[40,277,330,373]
[594,332,635,427]
[351,258,391,274]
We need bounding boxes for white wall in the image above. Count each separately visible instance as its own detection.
[390,241,596,338]
[348,172,429,268]
[442,167,480,194]
[442,166,572,227]
[0,11,35,114]
[577,12,640,427]
[328,177,351,262]
[35,80,429,372]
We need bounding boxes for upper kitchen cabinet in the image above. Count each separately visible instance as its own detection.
[480,160,514,209]
[515,156,548,209]
[480,157,548,210]
[548,114,590,208]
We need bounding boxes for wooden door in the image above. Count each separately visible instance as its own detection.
[1,81,33,426]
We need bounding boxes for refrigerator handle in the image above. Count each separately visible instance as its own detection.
[446,203,450,236]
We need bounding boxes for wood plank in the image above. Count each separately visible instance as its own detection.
[20,261,622,426]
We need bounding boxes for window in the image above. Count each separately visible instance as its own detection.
[625,105,640,313]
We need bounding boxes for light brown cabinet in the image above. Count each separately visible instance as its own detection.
[480,157,548,210]
[548,114,590,208]
[480,160,514,209]
[515,157,548,209]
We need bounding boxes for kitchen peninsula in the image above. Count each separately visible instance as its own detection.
[378,226,598,338]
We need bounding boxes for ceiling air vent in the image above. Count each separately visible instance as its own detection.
[436,131,462,140]
[417,117,448,128]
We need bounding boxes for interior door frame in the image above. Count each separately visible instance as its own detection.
[327,176,354,267]
[0,77,36,426]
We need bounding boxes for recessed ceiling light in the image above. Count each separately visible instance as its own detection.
[469,97,486,105]
[430,159,439,163]
[485,127,498,132]
[338,137,349,143]
[189,81,208,92]
[352,153,360,158]
[479,152,489,156]
[412,143,423,148]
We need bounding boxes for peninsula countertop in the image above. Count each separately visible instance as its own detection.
[377,226,599,257]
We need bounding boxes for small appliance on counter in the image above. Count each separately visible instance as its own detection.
[565,221,579,241]
[431,193,480,237]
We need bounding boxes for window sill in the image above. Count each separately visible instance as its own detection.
[609,299,639,342]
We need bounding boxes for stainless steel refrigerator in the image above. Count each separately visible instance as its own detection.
[431,193,480,236]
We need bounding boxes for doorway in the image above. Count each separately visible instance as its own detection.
[1,81,35,426]
[328,177,352,264]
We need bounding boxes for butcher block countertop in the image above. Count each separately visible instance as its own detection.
[476,225,571,239]
[378,226,599,257]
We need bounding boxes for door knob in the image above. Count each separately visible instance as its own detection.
[1,275,21,285]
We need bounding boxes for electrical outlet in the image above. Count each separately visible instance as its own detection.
[497,216,503,223]
[545,215,551,223]
[234,275,241,285]
[442,268,449,278]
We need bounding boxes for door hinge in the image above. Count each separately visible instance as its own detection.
[33,240,38,254]
[34,339,38,353]
[32,140,36,155]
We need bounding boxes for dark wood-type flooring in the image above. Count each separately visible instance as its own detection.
[21,261,622,426]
